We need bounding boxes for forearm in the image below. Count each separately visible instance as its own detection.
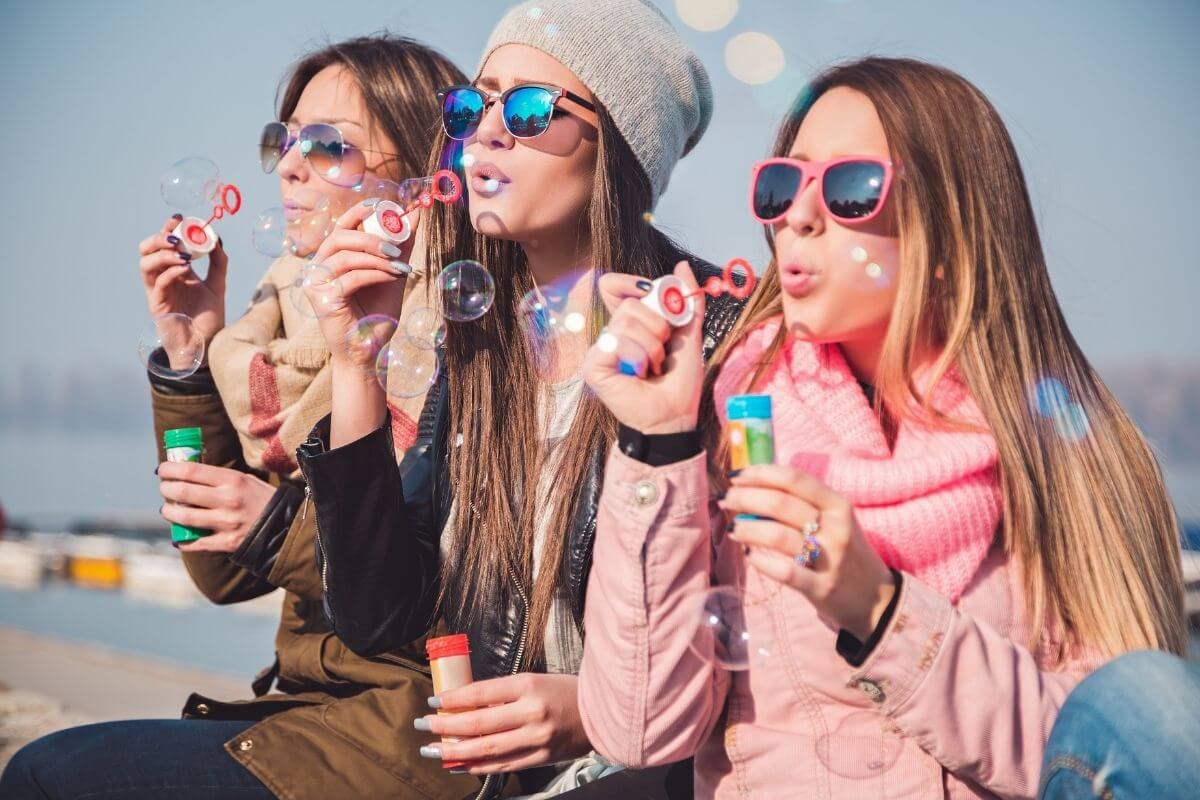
[329,358,388,450]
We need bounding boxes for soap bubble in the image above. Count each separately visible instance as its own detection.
[290,263,342,319]
[161,157,221,216]
[1031,377,1071,419]
[676,0,738,32]
[252,207,290,257]
[405,307,446,349]
[689,585,766,671]
[345,314,399,366]
[288,195,335,256]
[519,285,568,341]
[138,312,205,380]
[1051,402,1091,442]
[439,260,495,322]
[725,32,785,86]
[376,335,439,399]
[815,711,903,778]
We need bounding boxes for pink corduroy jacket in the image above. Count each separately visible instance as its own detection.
[578,447,1096,799]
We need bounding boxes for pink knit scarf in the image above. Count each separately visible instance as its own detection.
[713,318,1003,602]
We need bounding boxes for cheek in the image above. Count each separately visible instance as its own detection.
[781,233,901,341]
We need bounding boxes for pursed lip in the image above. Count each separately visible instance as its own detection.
[282,199,310,221]
[779,260,820,296]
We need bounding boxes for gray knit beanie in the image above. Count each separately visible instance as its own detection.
[478,0,713,205]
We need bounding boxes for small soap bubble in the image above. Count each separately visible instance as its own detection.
[519,286,568,341]
[375,335,440,399]
[851,246,869,263]
[865,262,883,280]
[405,307,447,349]
[290,263,342,319]
[676,0,739,32]
[642,211,656,224]
[289,195,335,256]
[688,585,766,671]
[545,22,559,37]
[138,312,205,380]
[439,260,496,322]
[563,311,586,333]
[161,157,221,217]
[1051,402,1091,442]
[526,5,544,18]
[345,314,399,366]
[1031,377,1071,419]
[815,711,903,778]
[252,207,290,257]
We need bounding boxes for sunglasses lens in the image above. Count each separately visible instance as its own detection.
[823,160,886,220]
[302,124,365,188]
[259,123,288,173]
[442,88,485,140]
[503,86,555,138]
[752,163,803,221]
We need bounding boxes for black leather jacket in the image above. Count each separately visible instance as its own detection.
[297,264,743,679]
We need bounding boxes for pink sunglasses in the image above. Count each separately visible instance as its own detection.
[749,156,897,225]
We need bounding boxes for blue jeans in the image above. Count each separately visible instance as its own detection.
[1039,649,1200,799]
[0,719,275,799]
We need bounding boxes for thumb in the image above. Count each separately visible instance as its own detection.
[205,238,228,295]
[673,259,706,344]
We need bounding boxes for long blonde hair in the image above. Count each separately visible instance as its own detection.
[708,57,1186,660]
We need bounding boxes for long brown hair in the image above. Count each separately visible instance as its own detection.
[423,106,703,669]
[276,34,467,181]
[709,57,1186,660]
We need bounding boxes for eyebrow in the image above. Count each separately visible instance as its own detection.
[284,116,365,129]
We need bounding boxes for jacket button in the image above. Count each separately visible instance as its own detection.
[238,739,254,752]
[633,480,659,506]
[196,703,210,715]
[857,679,885,704]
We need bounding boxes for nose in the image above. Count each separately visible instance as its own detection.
[782,176,825,239]
[474,97,515,151]
[276,135,309,185]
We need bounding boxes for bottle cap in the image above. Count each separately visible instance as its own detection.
[164,427,203,450]
[726,394,772,420]
[426,634,470,660]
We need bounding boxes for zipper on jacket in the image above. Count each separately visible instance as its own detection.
[297,445,332,626]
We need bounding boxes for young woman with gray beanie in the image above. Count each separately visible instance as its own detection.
[299,0,742,797]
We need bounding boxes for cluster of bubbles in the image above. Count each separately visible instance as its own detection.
[672,1,785,89]
[342,307,448,400]
[1031,377,1092,442]
[139,158,229,379]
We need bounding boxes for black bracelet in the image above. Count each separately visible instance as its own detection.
[835,569,904,667]
[617,424,703,467]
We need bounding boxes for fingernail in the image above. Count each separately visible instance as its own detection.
[380,242,402,258]
[743,544,751,556]
[413,717,432,732]
[166,235,181,245]
[180,252,192,261]
[636,279,653,293]
[419,744,441,759]
[154,465,159,476]
[171,213,183,220]
[727,469,742,479]
[715,490,727,501]
[427,696,442,709]
[390,260,412,275]
[158,504,165,515]
[363,198,380,207]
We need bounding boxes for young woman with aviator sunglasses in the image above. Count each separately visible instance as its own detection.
[0,36,482,800]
